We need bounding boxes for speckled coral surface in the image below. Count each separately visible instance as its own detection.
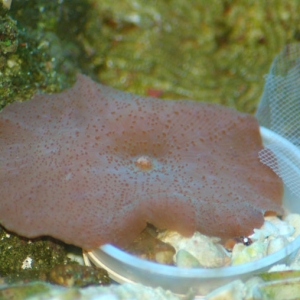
[0,75,283,249]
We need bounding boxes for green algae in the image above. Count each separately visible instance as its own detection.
[0,16,17,55]
[0,226,73,276]
[0,282,82,300]
[2,1,300,113]
[0,281,183,300]
[92,0,300,113]
[259,270,300,282]
[48,265,110,287]
[0,226,111,290]
[0,282,54,300]
[1,265,110,288]
[0,0,91,109]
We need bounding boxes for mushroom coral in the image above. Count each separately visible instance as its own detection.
[0,75,283,250]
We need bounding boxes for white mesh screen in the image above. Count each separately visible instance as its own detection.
[256,43,300,196]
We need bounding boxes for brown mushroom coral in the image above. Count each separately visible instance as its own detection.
[0,75,283,250]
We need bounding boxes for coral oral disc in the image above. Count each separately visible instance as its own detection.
[135,156,153,171]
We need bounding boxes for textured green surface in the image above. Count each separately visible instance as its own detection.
[92,0,300,113]
[0,226,73,276]
[0,0,90,109]
[1,1,300,113]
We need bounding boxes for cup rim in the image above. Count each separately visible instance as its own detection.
[89,126,300,279]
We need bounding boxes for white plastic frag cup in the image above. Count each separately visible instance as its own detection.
[86,127,300,296]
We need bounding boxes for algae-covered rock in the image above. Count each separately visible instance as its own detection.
[0,226,73,276]
[253,277,300,300]
[124,226,176,265]
[159,231,229,268]
[0,282,181,300]
[92,0,300,113]
[259,270,300,282]
[231,241,267,265]
[0,282,80,300]
[48,265,110,287]
[176,249,201,268]
[0,225,111,289]
[0,0,91,108]
[1,265,110,289]
[2,0,300,113]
